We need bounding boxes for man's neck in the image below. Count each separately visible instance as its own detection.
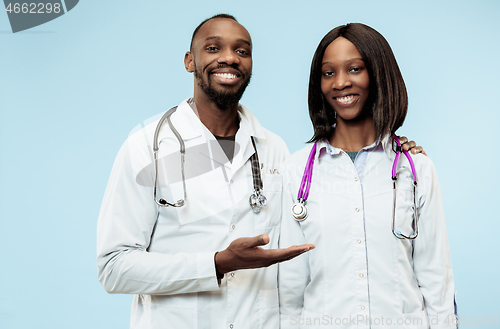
[191,94,239,137]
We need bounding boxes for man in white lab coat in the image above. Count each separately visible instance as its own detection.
[97,14,314,329]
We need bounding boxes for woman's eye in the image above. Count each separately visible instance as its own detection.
[350,67,361,73]
[323,71,334,77]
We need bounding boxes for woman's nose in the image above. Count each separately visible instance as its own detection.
[332,72,352,90]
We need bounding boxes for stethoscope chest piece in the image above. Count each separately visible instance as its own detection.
[249,190,267,214]
[291,200,308,222]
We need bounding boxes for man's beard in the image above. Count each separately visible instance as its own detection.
[194,65,251,110]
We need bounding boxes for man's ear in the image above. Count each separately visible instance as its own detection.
[184,52,194,73]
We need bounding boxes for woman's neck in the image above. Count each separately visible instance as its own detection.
[329,116,376,152]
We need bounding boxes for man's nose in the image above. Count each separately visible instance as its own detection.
[217,49,240,66]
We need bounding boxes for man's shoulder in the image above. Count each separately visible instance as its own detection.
[260,127,288,151]
[285,143,315,165]
[126,100,191,148]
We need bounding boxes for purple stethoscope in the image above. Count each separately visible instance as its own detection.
[290,136,419,240]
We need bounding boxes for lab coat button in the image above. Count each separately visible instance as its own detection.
[361,306,365,310]
[357,239,362,244]
[231,273,235,277]
[354,177,358,181]
[230,325,234,329]
[355,208,360,212]
[230,179,233,184]
[232,225,235,229]
[359,274,364,278]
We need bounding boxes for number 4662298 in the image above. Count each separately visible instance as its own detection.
[5,3,61,14]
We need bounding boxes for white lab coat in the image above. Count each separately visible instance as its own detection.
[279,136,456,329]
[97,99,289,329]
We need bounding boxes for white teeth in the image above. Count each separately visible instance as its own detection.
[335,95,355,104]
[213,73,237,79]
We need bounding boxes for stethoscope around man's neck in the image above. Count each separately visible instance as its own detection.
[152,106,267,214]
[290,136,419,240]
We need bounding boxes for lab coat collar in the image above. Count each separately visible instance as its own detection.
[229,104,267,173]
[167,99,266,142]
[237,104,267,140]
[166,99,204,141]
[314,134,395,161]
[165,99,267,172]
[381,134,397,160]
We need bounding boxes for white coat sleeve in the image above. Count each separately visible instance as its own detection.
[96,138,220,295]
[413,158,457,328]
[279,172,310,329]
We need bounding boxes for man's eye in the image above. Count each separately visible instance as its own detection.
[206,46,219,52]
[236,49,250,56]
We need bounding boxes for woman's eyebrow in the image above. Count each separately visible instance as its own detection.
[322,58,364,66]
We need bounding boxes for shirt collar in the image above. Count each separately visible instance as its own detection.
[314,134,395,161]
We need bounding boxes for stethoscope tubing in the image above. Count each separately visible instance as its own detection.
[297,143,317,200]
[153,107,186,207]
[391,136,419,239]
[293,136,419,240]
[152,106,266,213]
[391,136,417,183]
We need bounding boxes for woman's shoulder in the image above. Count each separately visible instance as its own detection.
[283,143,317,166]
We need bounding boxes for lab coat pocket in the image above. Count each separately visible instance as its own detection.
[254,174,283,230]
[258,289,279,329]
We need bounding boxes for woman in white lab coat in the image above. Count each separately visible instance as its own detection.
[279,23,457,329]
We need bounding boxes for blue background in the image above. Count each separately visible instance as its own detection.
[1,1,499,328]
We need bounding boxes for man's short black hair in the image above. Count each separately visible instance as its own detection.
[190,14,238,51]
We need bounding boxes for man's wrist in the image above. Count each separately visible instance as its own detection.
[214,252,224,280]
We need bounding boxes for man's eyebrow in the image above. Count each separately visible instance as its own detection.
[205,36,222,42]
[204,36,252,47]
[237,38,252,47]
[322,58,364,66]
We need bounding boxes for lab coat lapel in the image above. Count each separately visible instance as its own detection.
[230,104,267,178]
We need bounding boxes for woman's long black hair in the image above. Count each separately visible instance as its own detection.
[308,23,408,142]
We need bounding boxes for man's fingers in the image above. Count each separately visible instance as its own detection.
[398,136,408,144]
[401,141,416,151]
[247,234,270,247]
[410,146,424,154]
[265,244,315,262]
